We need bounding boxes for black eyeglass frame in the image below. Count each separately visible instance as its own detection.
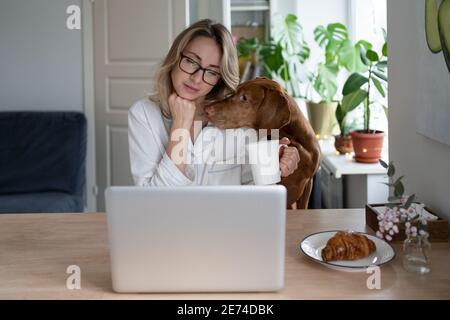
[178,53,221,86]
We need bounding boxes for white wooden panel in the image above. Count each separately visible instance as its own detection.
[108,78,153,112]
[107,0,171,61]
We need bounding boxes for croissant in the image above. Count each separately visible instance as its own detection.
[321,231,376,262]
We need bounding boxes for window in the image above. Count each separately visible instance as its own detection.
[348,0,388,135]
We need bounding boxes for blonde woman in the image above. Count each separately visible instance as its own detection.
[128,19,300,186]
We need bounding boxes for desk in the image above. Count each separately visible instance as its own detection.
[319,139,389,208]
[0,210,449,299]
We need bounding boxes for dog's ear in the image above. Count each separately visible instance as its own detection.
[255,88,292,130]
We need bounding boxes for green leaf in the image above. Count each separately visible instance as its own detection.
[379,159,388,169]
[341,89,367,113]
[335,103,345,123]
[313,63,339,101]
[382,42,388,57]
[269,14,310,93]
[373,70,388,82]
[261,43,283,75]
[387,202,397,208]
[314,23,348,49]
[327,23,348,40]
[272,14,310,58]
[376,60,388,70]
[356,40,373,51]
[393,175,404,185]
[381,104,389,119]
[372,77,385,97]
[338,39,358,71]
[359,46,370,66]
[394,181,405,197]
[236,37,257,58]
[366,49,380,62]
[387,162,395,177]
[338,39,367,73]
[355,41,373,66]
[404,194,416,209]
[342,73,369,95]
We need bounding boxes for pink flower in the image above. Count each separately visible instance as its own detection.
[385,234,392,241]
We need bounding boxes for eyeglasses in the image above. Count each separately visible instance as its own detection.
[178,53,221,86]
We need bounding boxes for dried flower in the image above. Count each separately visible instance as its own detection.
[377,160,429,241]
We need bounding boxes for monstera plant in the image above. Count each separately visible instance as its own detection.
[260,14,310,98]
[425,0,450,72]
[305,23,368,141]
[236,14,310,95]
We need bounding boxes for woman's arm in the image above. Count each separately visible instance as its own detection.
[165,93,197,176]
[128,101,196,186]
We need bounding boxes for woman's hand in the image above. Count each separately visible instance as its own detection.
[168,93,196,128]
[279,137,300,177]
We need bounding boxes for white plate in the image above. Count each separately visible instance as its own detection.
[300,230,396,272]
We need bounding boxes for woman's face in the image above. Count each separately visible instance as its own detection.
[171,36,222,102]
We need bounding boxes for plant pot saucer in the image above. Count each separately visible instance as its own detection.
[353,156,380,163]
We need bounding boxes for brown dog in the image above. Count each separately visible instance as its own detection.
[204,77,321,209]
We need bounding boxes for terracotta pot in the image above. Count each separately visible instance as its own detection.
[334,134,353,154]
[306,101,338,139]
[350,130,384,163]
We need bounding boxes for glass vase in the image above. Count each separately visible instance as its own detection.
[402,234,431,274]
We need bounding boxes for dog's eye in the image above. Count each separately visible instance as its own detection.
[239,95,247,102]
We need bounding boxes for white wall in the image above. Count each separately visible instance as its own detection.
[388,0,450,225]
[0,0,83,111]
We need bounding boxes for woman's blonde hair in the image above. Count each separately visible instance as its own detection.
[149,19,239,118]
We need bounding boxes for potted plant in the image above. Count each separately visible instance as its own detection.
[341,38,388,163]
[236,14,310,93]
[305,23,368,140]
[334,102,359,154]
[259,14,310,98]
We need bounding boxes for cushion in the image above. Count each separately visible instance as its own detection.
[0,192,83,213]
[0,112,86,196]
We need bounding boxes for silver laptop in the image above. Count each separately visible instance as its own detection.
[105,185,286,293]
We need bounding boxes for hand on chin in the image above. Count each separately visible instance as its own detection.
[176,90,198,102]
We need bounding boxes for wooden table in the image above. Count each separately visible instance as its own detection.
[1,209,449,299]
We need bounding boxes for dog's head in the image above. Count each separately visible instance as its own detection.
[204,77,292,130]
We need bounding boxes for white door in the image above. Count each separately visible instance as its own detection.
[94,0,188,210]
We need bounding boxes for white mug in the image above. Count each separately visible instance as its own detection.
[247,139,284,185]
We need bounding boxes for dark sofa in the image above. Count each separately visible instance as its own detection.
[0,112,87,213]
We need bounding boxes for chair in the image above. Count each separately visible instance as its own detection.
[307,169,322,209]
[0,112,87,213]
